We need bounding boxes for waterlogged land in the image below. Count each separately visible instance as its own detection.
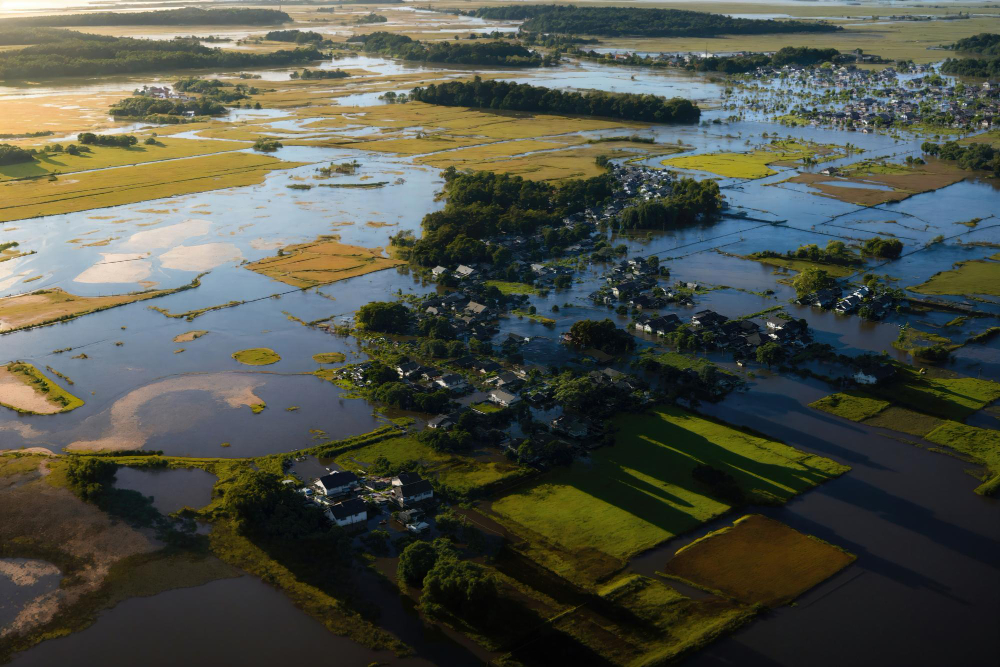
[0,3,999,666]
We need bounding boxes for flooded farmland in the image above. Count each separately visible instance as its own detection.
[1,5,998,665]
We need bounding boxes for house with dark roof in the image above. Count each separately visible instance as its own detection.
[316,471,358,497]
[327,498,367,528]
[489,389,521,407]
[391,473,434,508]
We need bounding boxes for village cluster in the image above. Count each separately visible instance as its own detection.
[767,64,1000,131]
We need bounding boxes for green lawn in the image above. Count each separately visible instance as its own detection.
[484,280,541,296]
[472,401,504,414]
[924,422,1000,495]
[333,435,529,497]
[910,256,1000,297]
[748,255,858,278]
[643,350,730,375]
[870,367,1000,421]
[809,392,889,421]
[490,405,848,584]
[232,348,281,366]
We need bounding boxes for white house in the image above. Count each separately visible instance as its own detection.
[435,374,468,391]
[316,471,358,497]
[326,498,367,527]
[489,389,521,407]
[391,472,434,508]
[431,266,449,278]
[455,265,476,279]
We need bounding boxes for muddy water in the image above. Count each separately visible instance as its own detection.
[6,575,473,667]
[0,558,62,631]
[112,466,217,513]
[625,373,1000,667]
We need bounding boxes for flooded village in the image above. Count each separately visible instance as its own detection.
[0,2,998,667]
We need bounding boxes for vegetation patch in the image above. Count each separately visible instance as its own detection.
[312,352,346,364]
[483,280,542,296]
[663,139,843,179]
[491,405,848,584]
[245,237,404,289]
[0,279,203,334]
[0,152,301,224]
[172,330,208,343]
[232,348,280,366]
[786,157,968,207]
[333,434,530,498]
[869,366,1000,422]
[924,422,1000,495]
[663,514,855,606]
[809,391,889,422]
[0,362,84,414]
[539,573,755,666]
[910,255,1000,297]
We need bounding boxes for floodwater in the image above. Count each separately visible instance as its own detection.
[7,575,466,667]
[0,558,62,631]
[2,34,999,666]
[112,466,216,512]
[661,373,1000,667]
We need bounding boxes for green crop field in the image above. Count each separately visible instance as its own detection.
[333,434,529,497]
[490,405,848,583]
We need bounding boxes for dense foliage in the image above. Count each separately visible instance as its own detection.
[349,32,547,67]
[266,29,327,43]
[78,132,138,147]
[688,46,840,73]
[568,319,636,354]
[405,168,613,267]
[66,457,118,502]
[923,140,1000,177]
[466,5,839,38]
[0,26,101,46]
[397,541,441,586]
[617,178,721,230]
[290,68,349,79]
[224,470,345,547]
[791,266,836,297]
[950,33,1000,56]
[8,8,290,27]
[861,237,903,260]
[411,77,700,124]
[940,55,1000,78]
[356,301,410,333]
[0,143,34,166]
[0,34,319,81]
[110,95,227,118]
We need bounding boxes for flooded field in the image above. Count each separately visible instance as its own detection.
[1,5,998,665]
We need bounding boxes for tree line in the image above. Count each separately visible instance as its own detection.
[0,34,320,80]
[348,32,549,67]
[617,178,722,230]
[949,33,1000,56]
[409,77,701,124]
[7,8,290,27]
[923,140,1000,177]
[940,55,1000,78]
[0,144,34,166]
[464,5,840,38]
[401,167,613,268]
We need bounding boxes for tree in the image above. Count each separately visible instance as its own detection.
[791,266,835,297]
[755,342,786,368]
[356,301,410,333]
[397,540,442,586]
[420,556,498,620]
[66,457,118,502]
[861,237,903,259]
[568,319,635,353]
